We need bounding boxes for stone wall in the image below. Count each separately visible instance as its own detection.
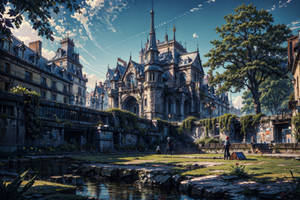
[189,114,292,144]
[0,91,170,152]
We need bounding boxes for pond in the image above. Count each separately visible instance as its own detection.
[76,179,195,200]
[4,157,197,200]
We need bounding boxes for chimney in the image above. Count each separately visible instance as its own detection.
[29,40,42,56]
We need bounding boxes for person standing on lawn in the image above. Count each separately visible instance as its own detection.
[224,136,231,160]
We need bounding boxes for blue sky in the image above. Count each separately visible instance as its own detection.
[10,0,300,108]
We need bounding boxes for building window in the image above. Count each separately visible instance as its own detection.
[41,90,46,99]
[41,77,47,87]
[51,81,57,90]
[63,97,67,104]
[25,71,32,81]
[180,72,186,85]
[4,63,11,74]
[144,98,147,106]
[51,93,57,101]
[149,72,155,82]
[78,87,82,96]
[63,85,68,93]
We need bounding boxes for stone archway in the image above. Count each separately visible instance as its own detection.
[122,96,139,115]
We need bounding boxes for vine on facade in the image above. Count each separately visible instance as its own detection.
[10,85,41,139]
[291,113,300,142]
[106,108,147,134]
[178,116,198,134]
[198,113,237,136]
[239,114,263,137]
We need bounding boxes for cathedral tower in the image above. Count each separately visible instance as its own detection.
[144,5,164,119]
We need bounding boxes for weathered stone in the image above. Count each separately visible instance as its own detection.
[221,175,238,181]
[101,167,118,177]
[153,174,172,186]
[172,174,183,184]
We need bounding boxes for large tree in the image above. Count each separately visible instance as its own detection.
[0,0,80,40]
[241,75,293,115]
[204,4,291,114]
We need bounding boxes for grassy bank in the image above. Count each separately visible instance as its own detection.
[70,153,300,182]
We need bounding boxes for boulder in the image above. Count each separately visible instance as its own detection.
[153,174,172,186]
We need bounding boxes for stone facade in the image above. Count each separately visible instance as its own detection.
[0,35,87,106]
[102,9,229,121]
[288,32,300,143]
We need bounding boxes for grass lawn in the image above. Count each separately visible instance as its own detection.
[70,153,300,182]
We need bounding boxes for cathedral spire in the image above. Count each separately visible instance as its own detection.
[148,5,157,51]
[146,0,159,64]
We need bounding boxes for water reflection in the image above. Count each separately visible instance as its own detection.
[77,179,195,200]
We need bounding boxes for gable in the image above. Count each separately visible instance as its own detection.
[121,61,137,82]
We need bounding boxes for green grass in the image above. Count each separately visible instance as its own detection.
[70,153,300,181]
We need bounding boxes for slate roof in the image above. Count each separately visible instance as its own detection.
[1,35,71,82]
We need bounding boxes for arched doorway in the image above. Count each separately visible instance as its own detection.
[122,96,139,115]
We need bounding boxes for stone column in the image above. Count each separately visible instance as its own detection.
[191,97,194,113]
[180,97,184,121]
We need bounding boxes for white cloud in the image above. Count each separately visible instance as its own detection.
[206,0,216,3]
[55,25,66,35]
[190,7,200,12]
[232,95,243,109]
[86,0,105,9]
[288,19,300,31]
[42,48,55,60]
[83,69,103,92]
[12,19,41,45]
[193,33,198,39]
[290,26,300,31]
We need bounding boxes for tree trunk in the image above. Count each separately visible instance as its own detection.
[253,92,261,114]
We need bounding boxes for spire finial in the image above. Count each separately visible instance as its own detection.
[130,51,132,60]
[196,43,199,52]
[151,0,154,11]
[165,26,168,41]
[173,25,176,41]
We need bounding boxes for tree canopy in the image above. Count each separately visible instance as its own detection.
[0,0,80,40]
[204,4,291,114]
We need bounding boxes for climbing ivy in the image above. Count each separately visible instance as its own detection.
[291,113,300,142]
[198,114,237,136]
[178,116,198,134]
[239,114,263,137]
[105,108,147,134]
[218,113,237,133]
[10,85,41,139]
[154,117,171,132]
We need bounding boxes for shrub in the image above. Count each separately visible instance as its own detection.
[0,170,36,200]
[229,163,249,178]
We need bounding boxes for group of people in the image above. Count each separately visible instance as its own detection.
[156,137,173,155]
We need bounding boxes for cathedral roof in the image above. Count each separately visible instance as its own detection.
[130,60,145,76]
[178,52,198,67]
